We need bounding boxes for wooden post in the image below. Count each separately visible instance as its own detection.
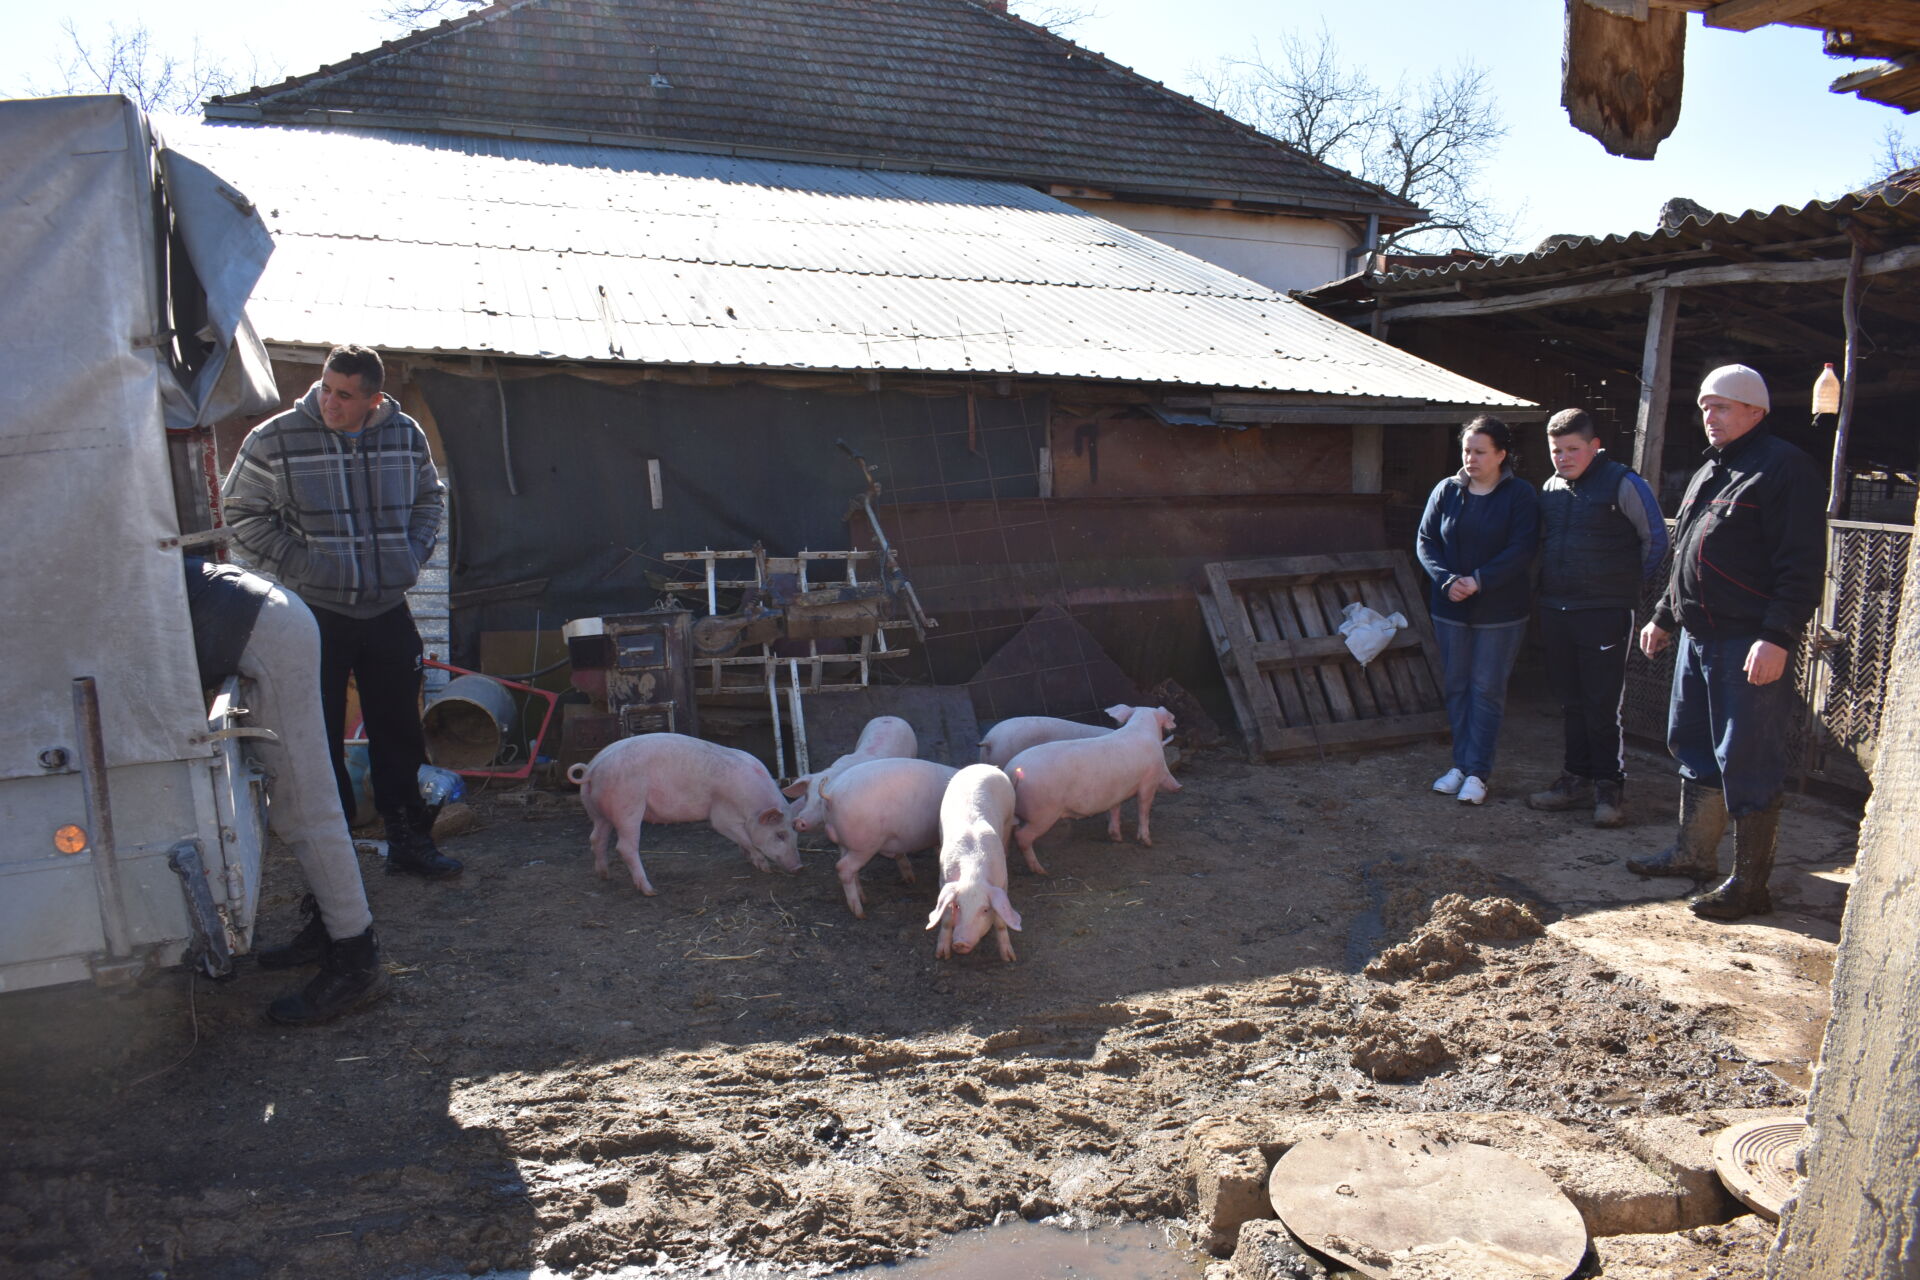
[1633,286,1680,495]
[1827,239,1865,518]
[1351,423,1383,494]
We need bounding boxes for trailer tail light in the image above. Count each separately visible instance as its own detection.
[54,825,87,854]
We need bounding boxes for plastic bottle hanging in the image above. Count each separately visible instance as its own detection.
[1812,363,1842,415]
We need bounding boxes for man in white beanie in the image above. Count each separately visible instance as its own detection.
[1628,364,1824,921]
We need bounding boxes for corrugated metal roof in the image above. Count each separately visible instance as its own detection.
[1353,189,1920,297]
[169,119,1523,403]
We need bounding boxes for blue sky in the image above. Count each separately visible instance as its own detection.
[3,0,1905,251]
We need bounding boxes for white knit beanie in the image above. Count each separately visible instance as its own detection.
[1698,364,1770,412]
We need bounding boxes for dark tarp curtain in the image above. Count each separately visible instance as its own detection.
[417,371,1046,647]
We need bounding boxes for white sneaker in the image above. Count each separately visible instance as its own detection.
[1432,768,1465,795]
[1457,776,1488,805]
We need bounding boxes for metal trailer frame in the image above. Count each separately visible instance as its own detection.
[0,96,281,993]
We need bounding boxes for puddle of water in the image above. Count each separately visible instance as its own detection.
[837,1219,1213,1279]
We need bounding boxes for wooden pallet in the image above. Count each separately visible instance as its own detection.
[1199,551,1448,760]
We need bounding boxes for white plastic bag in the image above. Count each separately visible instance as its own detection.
[1337,602,1408,667]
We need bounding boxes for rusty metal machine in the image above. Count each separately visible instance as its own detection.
[564,441,936,779]
[563,610,699,740]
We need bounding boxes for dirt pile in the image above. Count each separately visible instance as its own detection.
[1365,893,1546,982]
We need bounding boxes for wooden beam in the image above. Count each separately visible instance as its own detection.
[1376,242,1920,322]
[1211,407,1548,425]
[1703,0,1827,32]
[1829,240,1866,518]
[1710,291,1841,354]
[1633,287,1681,486]
[1563,1,1687,159]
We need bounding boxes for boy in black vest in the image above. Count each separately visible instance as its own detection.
[1528,409,1669,827]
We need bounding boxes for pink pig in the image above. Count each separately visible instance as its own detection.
[977,708,1127,768]
[782,715,918,834]
[570,733,800,895]
[926,764,1023,962]
[1006,705,1181,876]
[816,757,957,918]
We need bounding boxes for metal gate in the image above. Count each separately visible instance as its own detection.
[1622,519,1912,797]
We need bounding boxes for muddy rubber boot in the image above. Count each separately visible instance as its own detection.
[1592,779,1626,829]
[1690,799,1781,922]
[1527,772,1592,812]
[255,894,329,970]
[267,928,390,1025]
[383,810,463,879]
[1625,778,1726,880]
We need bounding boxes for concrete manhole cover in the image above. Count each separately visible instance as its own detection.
[1267,1127,1587,1280]
[1712,1116,1807,1221]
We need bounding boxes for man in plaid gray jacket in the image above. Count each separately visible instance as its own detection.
[223,344,462,881]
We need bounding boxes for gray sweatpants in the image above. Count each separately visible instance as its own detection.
[239,586,374,940]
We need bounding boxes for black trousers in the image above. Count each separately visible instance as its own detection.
[311,600,428,825]
[1540,605,1634,783]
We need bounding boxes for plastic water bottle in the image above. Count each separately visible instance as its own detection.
[1812,363,1842,415]
[417,764,466,808]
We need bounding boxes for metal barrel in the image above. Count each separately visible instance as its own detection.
[421,673,518,769]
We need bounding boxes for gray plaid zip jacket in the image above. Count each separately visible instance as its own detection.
[221,382,446,619]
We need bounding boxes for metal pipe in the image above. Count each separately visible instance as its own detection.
[766,660,786,781]
[72,678,134,959]
[787,660,810,777]
[494,361,520,497]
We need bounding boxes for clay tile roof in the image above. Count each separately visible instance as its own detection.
[210,0,1418,222]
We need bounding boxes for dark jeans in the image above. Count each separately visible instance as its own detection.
[1432,617,1527,780]
[312,601,427,825]
[1667,629,1797,818]
[1540,606,1633,783]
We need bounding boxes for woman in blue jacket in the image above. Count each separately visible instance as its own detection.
[1416,416,1540,805]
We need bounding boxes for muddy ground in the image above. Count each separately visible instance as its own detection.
[0,690,1857,1279]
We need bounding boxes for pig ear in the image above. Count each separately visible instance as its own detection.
[926,884,958,931]
[757,806,786,827]
[1105,704,1134,724]
[989,887,1023,932]
[780,775,813,800]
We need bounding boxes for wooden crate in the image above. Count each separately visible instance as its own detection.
[1200,551,1448,760]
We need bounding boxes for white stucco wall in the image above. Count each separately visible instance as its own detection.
[1064,199,1359,294]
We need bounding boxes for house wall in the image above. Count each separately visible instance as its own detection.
[1063,199,1357,293]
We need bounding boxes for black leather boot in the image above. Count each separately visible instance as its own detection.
[267,928,390,1025]
[1626,778,1726,880]
[1690,798,1781,921]
[383,809,463,879]
[256,893,329,970]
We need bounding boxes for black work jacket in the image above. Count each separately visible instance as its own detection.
[1651,425,1824,650]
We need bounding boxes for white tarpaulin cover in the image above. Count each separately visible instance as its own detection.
[0,96,277,781]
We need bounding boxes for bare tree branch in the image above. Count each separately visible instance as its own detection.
[1192,31,1520,255]
[1862,121,1920,190]
[1008,2,1100,33]
[378,0,490,30]
[39,19,266,114]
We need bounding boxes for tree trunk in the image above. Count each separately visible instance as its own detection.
[1770,532,1920,1279]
